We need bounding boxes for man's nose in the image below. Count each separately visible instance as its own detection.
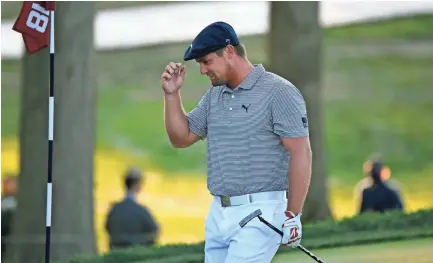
[200,65,208,75]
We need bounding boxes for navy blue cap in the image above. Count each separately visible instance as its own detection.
[183,21,240,61]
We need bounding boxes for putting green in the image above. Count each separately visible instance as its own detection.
[273,238,433,263]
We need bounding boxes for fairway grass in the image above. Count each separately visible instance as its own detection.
[273,237,433,263]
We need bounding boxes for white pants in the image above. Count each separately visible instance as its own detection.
[204,196,287,263]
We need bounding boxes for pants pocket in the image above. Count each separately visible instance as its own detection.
[225,201,285,263]
[269,202,287,244]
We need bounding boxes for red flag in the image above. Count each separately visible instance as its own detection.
[12,1,56,54]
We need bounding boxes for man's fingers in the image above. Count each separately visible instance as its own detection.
[179,65,186,77]
[281,237,301,247]
[164,62,183,76]
[165,65,174,75]
[169,62,181,74]
[161,72,172,81]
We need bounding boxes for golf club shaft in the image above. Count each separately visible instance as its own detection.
[257,216,325,263]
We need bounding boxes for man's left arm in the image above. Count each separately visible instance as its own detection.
[282,136,312,214]
[271,83,312,215]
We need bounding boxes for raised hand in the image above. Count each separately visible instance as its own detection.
[160,62,186,94]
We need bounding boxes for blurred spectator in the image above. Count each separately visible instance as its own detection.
[354,155,405,213]
[358,160,404,214]
[1,174,18,259]
[354,155,403,198]
[105,167,159,250]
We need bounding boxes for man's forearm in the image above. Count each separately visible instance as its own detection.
[287,146,312,214]
[164,90,190,145]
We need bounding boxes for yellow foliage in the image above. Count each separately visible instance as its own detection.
[1,137,431,254]
[1,137,211,253]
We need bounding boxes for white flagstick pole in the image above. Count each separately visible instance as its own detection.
[45,9,55,263]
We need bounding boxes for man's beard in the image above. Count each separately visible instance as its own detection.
[211,77,227,87]
[210,64,231,87]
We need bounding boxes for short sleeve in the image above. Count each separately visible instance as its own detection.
[271,83,309,138]
[186,89,211,139]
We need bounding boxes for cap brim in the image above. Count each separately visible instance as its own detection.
[183,46,193,61]
[183,45,228,61]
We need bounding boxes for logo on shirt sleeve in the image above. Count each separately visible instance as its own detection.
[301,116,308,129]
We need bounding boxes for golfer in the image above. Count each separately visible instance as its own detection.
[160,21,312,262]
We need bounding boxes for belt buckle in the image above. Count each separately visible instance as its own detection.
[220,196,231,207]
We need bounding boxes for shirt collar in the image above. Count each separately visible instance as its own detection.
[223,64,265,93]
[126,192,136,201]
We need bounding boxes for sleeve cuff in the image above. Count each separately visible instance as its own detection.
[187,116,207,139]
[274,129,309,138]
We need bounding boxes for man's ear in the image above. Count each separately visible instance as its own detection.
[225,45,235,58]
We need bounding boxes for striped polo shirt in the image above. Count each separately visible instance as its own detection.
[186,64,309,196]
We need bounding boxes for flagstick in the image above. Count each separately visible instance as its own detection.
[45,9,55,263]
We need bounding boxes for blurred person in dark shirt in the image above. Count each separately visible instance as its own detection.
[354,155,404,207]
[105,167,160,250]
[356,156,403,193]
[359,160,404,214]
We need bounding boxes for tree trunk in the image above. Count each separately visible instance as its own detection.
[6,49,50,263]
[50,2,97,261]
[268,2,332,222]
[7,2,97,263]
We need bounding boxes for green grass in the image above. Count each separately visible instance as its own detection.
[2,15,433,178]
[96,93,208,172]
[58,218,433,263]
[325,55,433,174]
[3,13,433,255]
[325,14,433,41]
[56,209,433,263]
[273,237,433,263]
[2,16,432,230]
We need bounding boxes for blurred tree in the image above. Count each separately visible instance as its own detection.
[6,2,97,263]
[4,47,50,263]
[268,2,332,222]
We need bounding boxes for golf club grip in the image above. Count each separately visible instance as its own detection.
[257,216,325,263]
